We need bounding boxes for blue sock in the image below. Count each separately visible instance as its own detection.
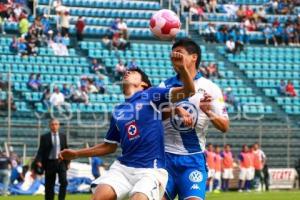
[225,179,229,191]
[238,180,243,190]
[214,179,219,190]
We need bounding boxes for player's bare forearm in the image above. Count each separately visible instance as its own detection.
[77,143,117,157]
[171,67,195,102]
[162,107,172,120]
[60,143,117,160]
[205,110,230,133]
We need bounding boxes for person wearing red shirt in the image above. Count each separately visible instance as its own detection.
[75,16,85,41]
[213,145,222,193]
[221,144,234,191]
[286,81,297,97]
[205,144,216,192]
[244,6,254,18]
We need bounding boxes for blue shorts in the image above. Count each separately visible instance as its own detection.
[165,152,208,200]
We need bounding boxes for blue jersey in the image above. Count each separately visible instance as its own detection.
[105,87,171,168]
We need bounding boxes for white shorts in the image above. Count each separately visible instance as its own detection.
[91,160,168,200]
[214,171,221,180]
[249,167,255,180]
[222,168,234,179]
[208,168,215,178]
[239,168,253,181]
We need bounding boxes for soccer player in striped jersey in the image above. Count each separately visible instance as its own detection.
[160,38,230,200]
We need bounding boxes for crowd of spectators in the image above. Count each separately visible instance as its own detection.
[199,62,222,79]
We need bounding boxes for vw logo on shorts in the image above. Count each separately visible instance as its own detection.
[189,170,203,183]
[170,101,198,132]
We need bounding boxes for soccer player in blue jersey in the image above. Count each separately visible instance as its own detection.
[160,38,230,200]
[59,51,195,200]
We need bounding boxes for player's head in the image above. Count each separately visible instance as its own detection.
[253,143,259,150]
[242,144,248,152]
[207,143,214,151]
[122,68,152,91]
[215,145,221,153]
[49,118,60,133]
[172,38,201,70]
[224,144,231,152]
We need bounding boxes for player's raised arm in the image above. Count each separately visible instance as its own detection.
[59,143,117,160]
[169,52,195,103]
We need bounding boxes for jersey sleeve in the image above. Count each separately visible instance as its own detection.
[104,116,120,144]
[210,83,229,118]
[146,87,172,107]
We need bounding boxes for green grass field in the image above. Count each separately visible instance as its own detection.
[0,191,299,200]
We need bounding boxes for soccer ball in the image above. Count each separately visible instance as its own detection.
[149,9,181,40]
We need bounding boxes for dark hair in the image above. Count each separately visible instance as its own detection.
[128,67,152,89]
[172,38,201,69]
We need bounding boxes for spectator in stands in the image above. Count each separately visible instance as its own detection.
[27,73,40,91]
[61,33,70,47]
[236,5,246,22]
[27,37,38,56]
[101,35,112,50]
[272,17,280,27]
[14,4,22,19]
[17,37,27,56]
[238,23,250,44]
[199,64,209,78]
[49,87,65,111]
[71,86,89,104]
[61,84,71,102]
[60,10,70,36]
[190,3,205,21]
[244,6,254,19]
[29,17,44,45]
[208,0,217,13]
[112,33,130,50]
[263,25,278,46]
[75,16,85,42]
[216,25,229,43]
[226,37,243,54]
[207,63,221,79]
[41,87,51,110]
[91,58,107,75]
[54,32,63,43]
[181,0,193,12]
[41,14,51,36]
[91,157,104,179]
[126,59,138,70]
[286,81,297,97]
[0,151,11,196]
[269,0,279,14]
[204,23,216,43]
[79,76,88,88]
[9,36,19,53]
[87,78,98,94]
[286,24,297,46]
[257,7,267,23]
[0,15,5,35]
[245,18,257,32]
[114,59,126,80]
[110,19,120,35]
[224,87,241,112]
[277,79,287,96]
[277,0,290,15]
[18,13,29,36]
[94,77,106,94]
[273,24,285,45]
[118,18,128,39]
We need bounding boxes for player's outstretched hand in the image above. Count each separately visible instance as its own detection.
[175,107,194,128]
[59,149,78,161]
[200,92,213,115]
[171,52,187,72]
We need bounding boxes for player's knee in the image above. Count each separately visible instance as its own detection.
[130,192,148,200]
[92,184,117,200]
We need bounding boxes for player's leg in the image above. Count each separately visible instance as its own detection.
[91,161,132,200]
[45,162,57,200]
[164,153,180,200]
[238,168,246,192]
[92,184,117,200]
[57,163,68,200]
[130,168,168,200]
[178,168,208,200]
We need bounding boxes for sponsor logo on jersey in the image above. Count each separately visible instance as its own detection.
[189,170,203,183]
[170,101,198,132]
[135,103,143,111]
[126,121,140,140]
[190,184,200,190]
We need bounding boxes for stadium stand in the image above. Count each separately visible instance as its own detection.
[0,0,299,170]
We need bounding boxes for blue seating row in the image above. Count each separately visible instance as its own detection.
[255,80,300,88]
[238,63,300,71]
[246,71,300,79]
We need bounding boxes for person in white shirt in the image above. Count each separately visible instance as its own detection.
[60,11,70,36]
[118,18,128,39]
[226,38,236,53]
[49,87,65,111]
[114,60,126,80]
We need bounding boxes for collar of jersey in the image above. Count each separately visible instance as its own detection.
[125,90,143,102]
[174,72,202,86]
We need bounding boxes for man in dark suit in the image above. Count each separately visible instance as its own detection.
[35,118,69,200]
